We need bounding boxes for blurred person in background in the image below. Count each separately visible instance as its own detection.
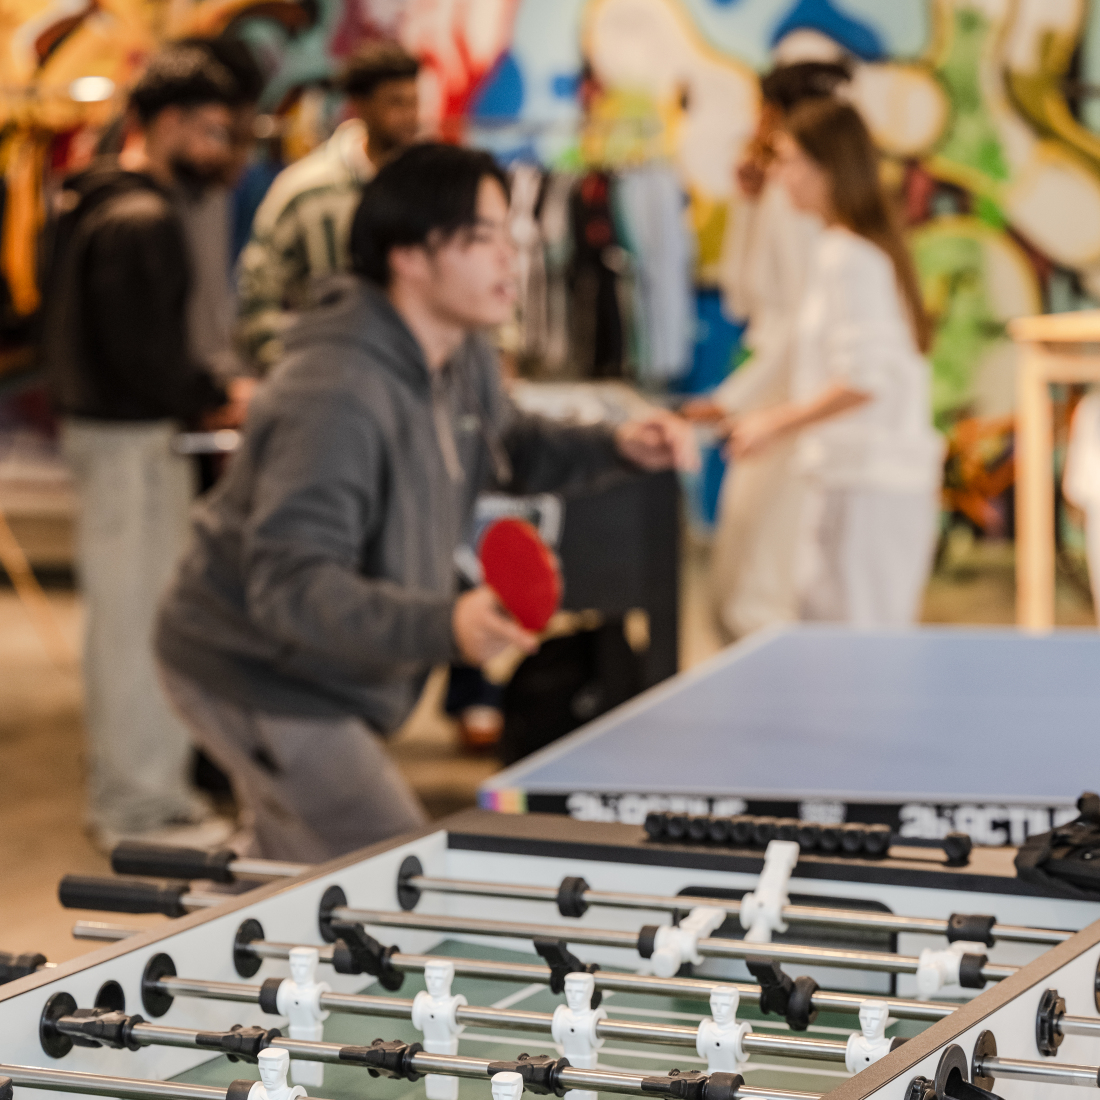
[176,36,266,389]
[237,42,420,370]
[723,99,942,627]
[43,45,255,850]
[685,61,849,641]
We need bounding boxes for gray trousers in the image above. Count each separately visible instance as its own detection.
[62,419,205,834]
[798,485,939,628]
[159,663,428,861]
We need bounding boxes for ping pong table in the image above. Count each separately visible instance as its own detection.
[478,625,1100,846]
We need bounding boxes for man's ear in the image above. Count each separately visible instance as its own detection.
[388,242,429,286]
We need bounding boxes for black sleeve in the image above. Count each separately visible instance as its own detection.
[475,344,627,495]
[501,406,626,494]
[83,197,225,422]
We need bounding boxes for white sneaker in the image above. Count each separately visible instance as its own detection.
[90,815,236,855]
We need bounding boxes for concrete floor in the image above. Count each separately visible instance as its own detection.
[1,535,1093,966]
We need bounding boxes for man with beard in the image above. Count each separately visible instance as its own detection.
[44,44,254,850]
[237,43,420,371]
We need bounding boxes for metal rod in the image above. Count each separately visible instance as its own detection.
[46,1019,823,1100]
[977,1055,1100,1087]
[0,1064,238,1100]
[1059,1015,1100,1038]
[403,875,1071,946]
[157,977,264,1005]
[72,921,144,942]
[180,894,225,911]
[401,1052,820,1100]
[689,937,1015,985]
[332,907,645,950]
[229,859,309,879]
[333,907,1016,983]
[73,922,956,1022]
[151,976,849,1061]
[129,1023,216,1050]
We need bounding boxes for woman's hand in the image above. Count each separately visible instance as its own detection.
[680,397,727,423]
[724,385,872,461]
[725,405,796,460]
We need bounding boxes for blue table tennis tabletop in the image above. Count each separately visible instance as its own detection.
[479,625,1100,822]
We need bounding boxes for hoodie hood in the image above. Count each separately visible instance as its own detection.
[281,274,441,396]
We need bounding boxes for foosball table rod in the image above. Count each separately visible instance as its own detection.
[36,1007,822,1100]
[56,877,1018,993]
[133,970,855,1063]
[107,845,1071,947]
[317,903,1017,990]
[71,920,958,1024]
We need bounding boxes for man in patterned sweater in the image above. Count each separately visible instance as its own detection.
[237,43,419,370]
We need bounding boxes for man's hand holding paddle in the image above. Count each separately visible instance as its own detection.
[455,409,697,670]
[453,585,540,666]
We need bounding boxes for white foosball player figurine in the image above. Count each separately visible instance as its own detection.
[648,906,727,978]
[275,947,330,1086]
[550,971,607,1100]
[491,1071,525,1100]
[248,1048,307,1100]
[914,941,988,999]
[412,959,468,1100]
[695,986,751,1073]
[844,1000,893,1072]
[739,840,800,944]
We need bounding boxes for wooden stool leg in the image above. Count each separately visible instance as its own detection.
[1016,348,1055,631]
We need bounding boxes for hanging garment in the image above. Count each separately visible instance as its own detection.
[508,162,548,362]
[567,171,624,379]
[538,171,575,374]
[615,162,694,385]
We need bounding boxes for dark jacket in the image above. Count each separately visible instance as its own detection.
[156,277,625,731]
[43,163,225,423]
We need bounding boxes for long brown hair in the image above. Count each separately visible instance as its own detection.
[784,98,932,353]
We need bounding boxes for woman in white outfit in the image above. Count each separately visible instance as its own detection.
[726,99,942,627]
[689,62,849,641]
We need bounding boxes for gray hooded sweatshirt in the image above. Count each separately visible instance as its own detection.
[156,277,623,732]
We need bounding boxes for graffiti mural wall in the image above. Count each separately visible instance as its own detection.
[4,0,1100,426]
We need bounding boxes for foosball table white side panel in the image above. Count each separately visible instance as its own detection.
[0,830,451,1100]
[830,926,1100,1099]
[6,815,1100,1100]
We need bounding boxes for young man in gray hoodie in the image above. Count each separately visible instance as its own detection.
[156,143,696,861]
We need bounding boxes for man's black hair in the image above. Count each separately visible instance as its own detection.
[760,60,852,112]
[179,35,265,105]
[129,44,237,123]
[351,142,509,287]
[341,41,420,99]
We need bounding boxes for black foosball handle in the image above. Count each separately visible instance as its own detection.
[58,875,191,917]
[0,951,47,986]
[111,843,237,884]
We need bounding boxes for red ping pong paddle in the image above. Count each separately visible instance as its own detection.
[479,518,562,633]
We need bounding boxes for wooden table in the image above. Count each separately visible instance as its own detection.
[1009,310,1100,630]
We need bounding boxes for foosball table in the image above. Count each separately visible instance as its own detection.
[3,810,1100,1100]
